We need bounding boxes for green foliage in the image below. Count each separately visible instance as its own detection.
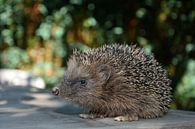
[0,0,24,46]
[175,60,195,110]
[0,47,29,68]
[31,61,64,88]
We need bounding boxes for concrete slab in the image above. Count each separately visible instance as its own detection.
[0,85,195,129]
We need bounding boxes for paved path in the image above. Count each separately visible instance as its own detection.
[1,85,195,129]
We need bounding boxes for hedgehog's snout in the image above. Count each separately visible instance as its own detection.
[52,87,59,96]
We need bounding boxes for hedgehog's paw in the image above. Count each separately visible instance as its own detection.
[79,114,104,119]
[114,115,138,122]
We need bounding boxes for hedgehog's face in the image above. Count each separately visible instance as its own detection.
[53,58,111,103]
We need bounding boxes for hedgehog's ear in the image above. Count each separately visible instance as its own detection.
[97,64,111,82]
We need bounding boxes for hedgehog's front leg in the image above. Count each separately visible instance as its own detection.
[79,110,105,119]
[114,114,139,122]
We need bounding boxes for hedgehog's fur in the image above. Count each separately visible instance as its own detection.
[56,44,172,121]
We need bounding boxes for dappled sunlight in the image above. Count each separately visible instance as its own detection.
[21,92,64,108]
[0,0,194,128]
[0,69,45,89]
[0,100,7,105]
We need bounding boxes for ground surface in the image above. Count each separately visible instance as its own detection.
[1,85,195,129]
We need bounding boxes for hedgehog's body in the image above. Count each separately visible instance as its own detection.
[53,44,172,121]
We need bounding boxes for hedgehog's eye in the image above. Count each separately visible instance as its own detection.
[80,80,87,86]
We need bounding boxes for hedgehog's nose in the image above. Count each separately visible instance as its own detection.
[52,87,59,96]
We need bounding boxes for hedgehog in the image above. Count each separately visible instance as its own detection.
[52,44,172,121]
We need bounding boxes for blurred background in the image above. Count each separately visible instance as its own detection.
[0,0,194,111]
